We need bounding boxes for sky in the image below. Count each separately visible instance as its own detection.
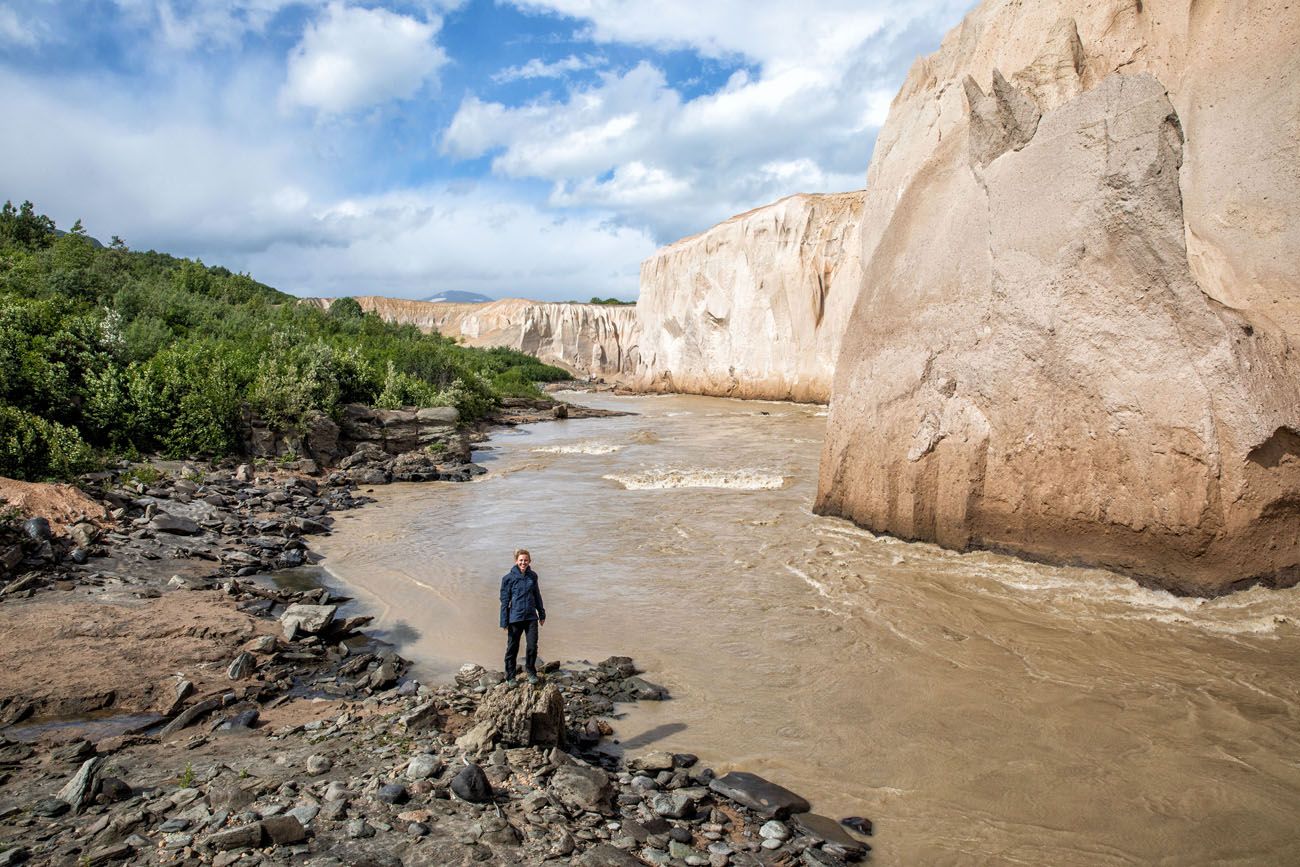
[0,0,974,301]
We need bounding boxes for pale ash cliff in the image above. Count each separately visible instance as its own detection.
[316,191,863,402]
[627,192,863,403]
[816,0,1300,595]
[311,297,641,380]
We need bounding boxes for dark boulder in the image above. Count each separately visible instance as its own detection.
[375,783,408,805]
[622,676,668,700]
[708,771,810,819]
[260,814,307,845]
[450,763,492,803]
[793,813,870,858]
[840,816,873,837]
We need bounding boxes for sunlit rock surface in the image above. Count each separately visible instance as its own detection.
[310,297,640,380]
[625,192,864,403]
[816,0,1300,595]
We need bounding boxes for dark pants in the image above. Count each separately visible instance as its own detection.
[504,619,538,679]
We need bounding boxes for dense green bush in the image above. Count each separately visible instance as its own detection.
[0,404,97,480]
[0,200,570,478]
[127,341,244,456]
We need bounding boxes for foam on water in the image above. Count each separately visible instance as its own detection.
[810,511,1300,637]
[1120,611,1290,635]
[603,468,787,491]
[531,442,624,455]
[786,563,831,599]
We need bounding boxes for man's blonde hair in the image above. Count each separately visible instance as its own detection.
[515,548,531,559]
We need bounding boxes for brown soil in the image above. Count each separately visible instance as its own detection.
[0,590,273,719]
[0,476,108,535]
[256,698,352,730]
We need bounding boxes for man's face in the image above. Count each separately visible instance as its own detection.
[516,553,531,571]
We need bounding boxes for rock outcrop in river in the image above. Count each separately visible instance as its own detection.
[816,0,1300,595]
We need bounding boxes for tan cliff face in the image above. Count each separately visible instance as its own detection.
[626,192,865,403]
[309,190,866,402]
[816,0,1300,594]
[308,297,642,380]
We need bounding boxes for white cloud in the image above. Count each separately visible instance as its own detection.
[0,0,973,302]
[492,53,604,83]
[109,0,323,51]
[551,160,689,209]
[283,2,447,115]
[0,6,43,46]
[446,62,679,177]
[511,0,918,65]
[0,70,309,249]
[442,0,973,241]
[243,188,656,299]
[442,57,888,240]
[0,67,652,301]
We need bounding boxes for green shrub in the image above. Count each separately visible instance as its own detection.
[127,343,243,457]
[120,464,163,486]
[251,337,374,428]
[491,367,546,398]
[0,404,98,480]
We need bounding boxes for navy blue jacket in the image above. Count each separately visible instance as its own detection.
[499,565,545,627]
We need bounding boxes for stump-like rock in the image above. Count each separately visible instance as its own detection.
[472,682,566,748]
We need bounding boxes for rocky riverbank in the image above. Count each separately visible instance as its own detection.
[0,407,870,865]
[0,649,871,866]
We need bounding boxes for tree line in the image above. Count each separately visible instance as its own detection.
[0,201,570,480]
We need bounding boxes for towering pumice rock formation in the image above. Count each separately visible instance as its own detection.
[817,0,1300,595]
[629,192,864,403]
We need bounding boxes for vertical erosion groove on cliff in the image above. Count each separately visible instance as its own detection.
[816,0,1300,595]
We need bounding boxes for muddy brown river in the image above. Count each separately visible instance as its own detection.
[312,392,1300,865]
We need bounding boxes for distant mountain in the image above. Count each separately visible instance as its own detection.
[424,290,493,304]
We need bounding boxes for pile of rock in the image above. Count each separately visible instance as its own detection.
[331,441,486,486]
[0,655,871,866]
[487,396,631,427]
[241,404,473,474]
[0,463,384,601]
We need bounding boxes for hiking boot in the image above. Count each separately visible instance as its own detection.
[503,676,517,690]
[527,673,540,685]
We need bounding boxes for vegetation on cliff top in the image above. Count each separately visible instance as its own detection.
[0,200,569,480]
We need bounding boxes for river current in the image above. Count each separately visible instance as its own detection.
[312,392,1300,865]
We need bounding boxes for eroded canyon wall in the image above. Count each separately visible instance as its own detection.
[626,192,864,403]
[316,297,641,380]
[316,191,865,403]
[816,0,1300,594]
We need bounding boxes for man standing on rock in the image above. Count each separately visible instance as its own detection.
[499,548,545,685]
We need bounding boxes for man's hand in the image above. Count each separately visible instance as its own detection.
[539,619,545,627]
